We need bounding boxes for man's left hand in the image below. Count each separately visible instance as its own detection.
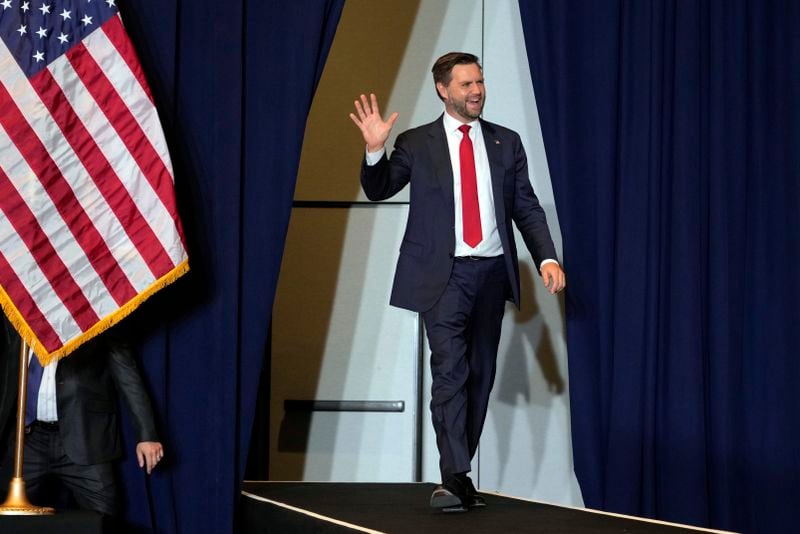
[136,441,164,474]
[541,263,566,294]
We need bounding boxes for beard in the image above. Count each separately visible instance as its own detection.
[447,94,484,121]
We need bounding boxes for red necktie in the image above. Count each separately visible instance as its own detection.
[458,124,482,247]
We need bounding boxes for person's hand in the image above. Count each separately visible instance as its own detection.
[136,441,164,475]
[541,263,566,295]
[349,93,398,153]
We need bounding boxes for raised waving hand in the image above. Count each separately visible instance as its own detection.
[349,93,399,153]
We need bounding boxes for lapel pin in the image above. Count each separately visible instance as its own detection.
[495,140,501,144]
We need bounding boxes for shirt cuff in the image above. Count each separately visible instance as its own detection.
[365,147,386,166]
[540,259,559,270]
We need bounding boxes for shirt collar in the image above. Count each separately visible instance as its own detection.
[442,111,480,135]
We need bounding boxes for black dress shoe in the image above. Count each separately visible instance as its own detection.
[464,476,486,508]
[430,476,469,513]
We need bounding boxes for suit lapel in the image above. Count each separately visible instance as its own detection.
[427,116,455,221]
[481,120,507,223]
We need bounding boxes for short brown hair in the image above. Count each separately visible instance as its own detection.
[431,52,481,101]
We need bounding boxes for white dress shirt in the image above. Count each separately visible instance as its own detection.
[441,112,504,257]
[28,348,58,422]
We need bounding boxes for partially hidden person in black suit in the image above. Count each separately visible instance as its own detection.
[0,315,163,516]
[349,52,566,512]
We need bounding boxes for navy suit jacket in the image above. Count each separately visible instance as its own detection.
[0,318,158,466]
[361,115,558,313]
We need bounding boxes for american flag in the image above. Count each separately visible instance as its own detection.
[0,0,188,363]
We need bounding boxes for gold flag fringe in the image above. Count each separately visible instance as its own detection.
[0,259,189,366]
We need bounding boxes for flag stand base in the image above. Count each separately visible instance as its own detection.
[0,477,55,515]
[0,340,54,515]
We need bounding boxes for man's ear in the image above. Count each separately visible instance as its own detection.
[436,82,448,101]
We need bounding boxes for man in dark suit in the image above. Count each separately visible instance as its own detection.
[0,315,163,516]
[350,52,566,512]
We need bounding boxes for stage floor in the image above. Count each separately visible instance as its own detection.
[240,482,737,534]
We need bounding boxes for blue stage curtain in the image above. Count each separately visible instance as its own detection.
[109,1,344,532]
[519,1,800,533]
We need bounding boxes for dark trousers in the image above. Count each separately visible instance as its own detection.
[8,423,118,516]
[422,256,509,480]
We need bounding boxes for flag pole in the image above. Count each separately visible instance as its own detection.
[0,340,54,515]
